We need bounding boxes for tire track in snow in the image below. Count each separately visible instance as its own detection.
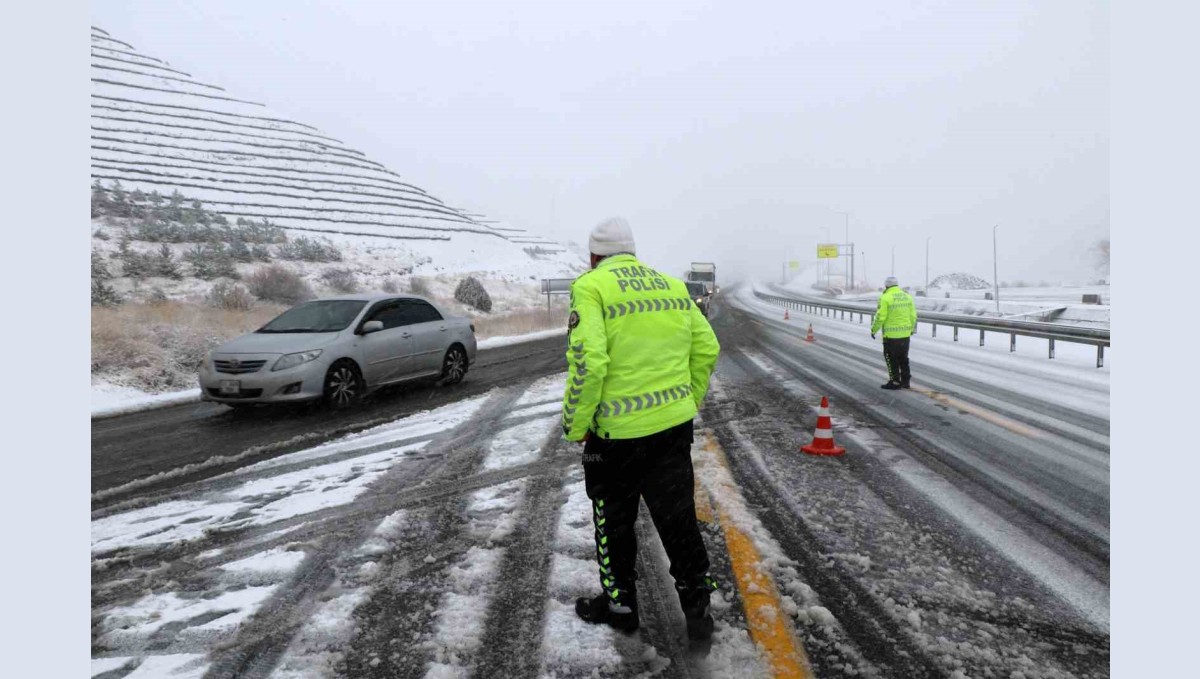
[633,507,705,679]
[733,310,1111,583]
[199,388,523,679]
[470,435,574,678]
[337,410,563,677]
[92,453,579,611]
[709,327,1109,676]
[706,409,947,679]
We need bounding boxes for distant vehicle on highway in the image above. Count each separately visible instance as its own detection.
[687,262,718,295]
[686,281,712,317]
[198,294,477,409]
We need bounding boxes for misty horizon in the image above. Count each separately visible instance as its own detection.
[93,0,1108,287]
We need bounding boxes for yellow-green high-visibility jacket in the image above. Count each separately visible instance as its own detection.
[562,254,720,441]
[871,286,918,338]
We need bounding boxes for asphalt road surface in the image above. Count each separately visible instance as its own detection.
[90,294,1109,678]
[92,336,567,504]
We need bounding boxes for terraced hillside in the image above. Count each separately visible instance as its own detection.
[90,26,579,279]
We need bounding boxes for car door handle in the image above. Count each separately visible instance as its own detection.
[401,332,412,338]
[439,327,448,332]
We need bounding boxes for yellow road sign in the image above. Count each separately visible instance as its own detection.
[817,244,839,259]
[788,260,800,269]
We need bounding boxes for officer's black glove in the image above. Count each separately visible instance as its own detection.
[871,332,876,340]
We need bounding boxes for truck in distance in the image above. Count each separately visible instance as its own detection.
[687,262,717,295]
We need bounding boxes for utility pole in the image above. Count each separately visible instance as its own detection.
[992,225,1000,314]
[861,251,867,290]
[891,245,895,277]
[925,236,932,291]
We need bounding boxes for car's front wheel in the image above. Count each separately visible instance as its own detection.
[323,361,364,409]
[440,346,468,385]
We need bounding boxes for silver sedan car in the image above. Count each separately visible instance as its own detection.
[199,294,477,409]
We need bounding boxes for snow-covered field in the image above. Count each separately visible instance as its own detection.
[784,278,1111,327]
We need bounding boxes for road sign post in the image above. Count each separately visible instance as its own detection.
[540,278,573,314]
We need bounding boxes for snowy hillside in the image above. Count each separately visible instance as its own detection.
[90,26,582,281]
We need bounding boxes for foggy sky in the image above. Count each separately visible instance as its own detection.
[93,0,1108,287]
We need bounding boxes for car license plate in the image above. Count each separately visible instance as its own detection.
[219,380,241,395]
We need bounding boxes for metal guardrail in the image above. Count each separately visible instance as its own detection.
[755,289,1111,368]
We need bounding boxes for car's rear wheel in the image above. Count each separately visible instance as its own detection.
[323,361,364,409]
[440,346,468,385]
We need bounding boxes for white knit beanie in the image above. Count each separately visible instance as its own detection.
[884,276,899,288]
[589,217,636,257]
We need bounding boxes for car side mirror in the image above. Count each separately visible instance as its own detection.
[361,320,384,334]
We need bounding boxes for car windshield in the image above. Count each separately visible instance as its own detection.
[257,300,368,333]
[686,282,707,297]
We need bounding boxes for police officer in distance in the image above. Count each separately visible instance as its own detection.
[562,217,721,640]
[871,276,918,389]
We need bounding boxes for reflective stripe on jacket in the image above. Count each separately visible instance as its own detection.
[562,254,720,441]
[870,286,917,338]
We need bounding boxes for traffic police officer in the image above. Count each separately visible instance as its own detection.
[871,276,918,389]
[563,217,721,640]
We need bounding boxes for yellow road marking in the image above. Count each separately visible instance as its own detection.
[911,386,1041,439]
[696,435,814,679]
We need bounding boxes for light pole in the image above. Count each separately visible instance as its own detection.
[824,227,831,289]
[992,225,1000,313]
[835,211,851,290]
[861,251,867,290]
[891,245,895,277]
[845,212,850,290]
[925,236,932,291]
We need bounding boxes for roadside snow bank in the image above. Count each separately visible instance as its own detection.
[476,328,564,349]
[92,381,200,419]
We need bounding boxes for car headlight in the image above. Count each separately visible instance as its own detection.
[696,297,704,303]
[272,349,323,372]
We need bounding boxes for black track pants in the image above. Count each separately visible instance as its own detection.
[582,419,711,608]
[883,337,912,384]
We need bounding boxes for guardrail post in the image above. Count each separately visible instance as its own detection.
[953,326,958,342]
[1049,338,1056,359]
[1010,333,1016,352]
[1097,345,1105,368]
[980,329,985,346]
[932,323,937,338]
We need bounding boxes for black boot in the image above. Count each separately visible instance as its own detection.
[575,593,639,633]
[880,381,901,390]
[678,577,718,641]
[900,380,911,389]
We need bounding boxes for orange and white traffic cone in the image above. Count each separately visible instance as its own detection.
[804,324,815,342]
[801,396,845,456]
[784,309,790,321]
